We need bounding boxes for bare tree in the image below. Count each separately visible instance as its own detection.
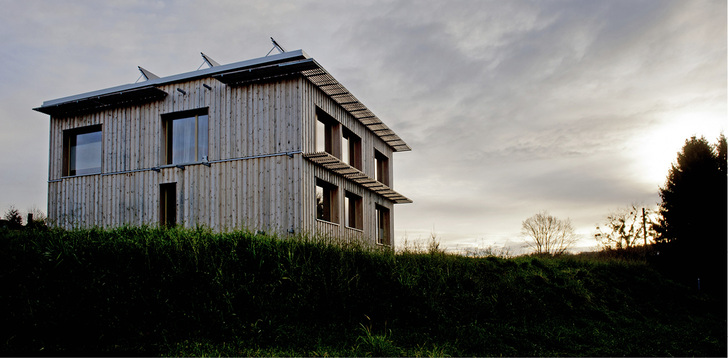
[594,204,657,250]
[522,211,578,255]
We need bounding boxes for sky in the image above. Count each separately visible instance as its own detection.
[1,0,725,254]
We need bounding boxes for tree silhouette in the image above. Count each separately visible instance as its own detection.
[595,204,657,250]
[522,211,578,255]
[3,206,23,228]
[654,135,727,293]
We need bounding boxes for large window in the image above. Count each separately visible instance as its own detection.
[63,125,102,176]
[374,150,390,186]
[342,128,361,170]
[376,205,391,245]
[316,178,338,223]
[163,110,209,165]
[344,191,363,230]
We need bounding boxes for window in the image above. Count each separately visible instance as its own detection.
[163,109,208,165]
[374,150,389,186]
[316,178,338,223]
[63,125,102,176]
[375,205,391,245]
[342,128,362,170]
[315,109,339,156]
[160,183,176,227]
[344,191,363,230]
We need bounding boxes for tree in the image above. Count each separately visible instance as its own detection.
[654,135,727,293]
[595,204,657,250]
[522,211,578,255]
[3,206,23,228]
[655,135,726,244]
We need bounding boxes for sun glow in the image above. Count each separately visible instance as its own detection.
[632,110,726,189]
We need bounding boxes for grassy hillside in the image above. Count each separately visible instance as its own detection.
[1,227,725,356]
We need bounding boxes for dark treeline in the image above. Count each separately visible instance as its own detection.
[653,135,727,300]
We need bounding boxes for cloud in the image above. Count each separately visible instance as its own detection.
[0,0,724,253]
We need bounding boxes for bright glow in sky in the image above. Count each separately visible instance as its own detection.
[0,0,725,254]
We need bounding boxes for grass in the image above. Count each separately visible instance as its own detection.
[1,226,725,356]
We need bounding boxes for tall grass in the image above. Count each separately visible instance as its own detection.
[1,226,724,356]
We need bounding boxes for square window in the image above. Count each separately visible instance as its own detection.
[376,205,391,245]
[374,150,389,186]
[316,178,338,223]
[345,191,363,230]
[163,110,208,165]
[63,125,102,176]
[342,128,362,170]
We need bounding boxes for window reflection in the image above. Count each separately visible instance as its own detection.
[66,127,102,176]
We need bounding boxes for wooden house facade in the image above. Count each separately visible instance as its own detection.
[35,50,411,246]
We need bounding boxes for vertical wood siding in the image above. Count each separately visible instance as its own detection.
[299,79,396,246]
[46,73,400,247]
[47,78,304,235]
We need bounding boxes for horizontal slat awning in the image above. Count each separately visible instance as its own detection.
[216,57,411,152]
[304,152,412,204]
[301,64,411,152]
[34,86,167,117]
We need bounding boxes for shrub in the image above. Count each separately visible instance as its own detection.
[0,227,724,356]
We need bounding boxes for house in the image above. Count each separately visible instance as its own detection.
[34,50,411,246]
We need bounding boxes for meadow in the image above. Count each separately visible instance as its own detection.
[1,226,725,356]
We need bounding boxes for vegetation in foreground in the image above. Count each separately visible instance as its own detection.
[1,226,725,357]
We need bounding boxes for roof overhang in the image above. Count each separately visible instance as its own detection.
[34,51,308,117]
[214,57,411,152]
[212,58,319,85]
[33,85,168,117]
[34,49,411,152]
[300,61,411,152]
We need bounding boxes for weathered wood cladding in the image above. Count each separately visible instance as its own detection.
[302,160,393,246]
[300,79,395,182]
[48,78,302,180]
[48,155,301,233]
[47,77,304,232]
[45,70,402,247]
[299,79,396,246]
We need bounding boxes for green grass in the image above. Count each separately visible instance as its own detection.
[1,226,725,356]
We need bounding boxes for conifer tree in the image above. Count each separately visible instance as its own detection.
[655,135,727,293]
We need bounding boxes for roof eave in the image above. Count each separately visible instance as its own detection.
[36,50,309,109]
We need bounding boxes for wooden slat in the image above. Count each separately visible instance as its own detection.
[302,152,411,204]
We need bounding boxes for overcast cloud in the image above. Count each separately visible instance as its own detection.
[1,0,725,253]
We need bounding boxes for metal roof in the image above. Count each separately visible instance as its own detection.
[34,50,410,152]
[33,86,168,117]
[35,50,307,113]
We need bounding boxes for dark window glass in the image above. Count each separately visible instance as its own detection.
[316,179,338,223]
[160,183,177,227]
[345,191,362,230]
[343,129,361,169]
[64,125,102,176]
[375,150,389,185]
[315,109,339,156]
[376,205,391,245]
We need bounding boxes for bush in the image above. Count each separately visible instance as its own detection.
[0,227,724,356]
